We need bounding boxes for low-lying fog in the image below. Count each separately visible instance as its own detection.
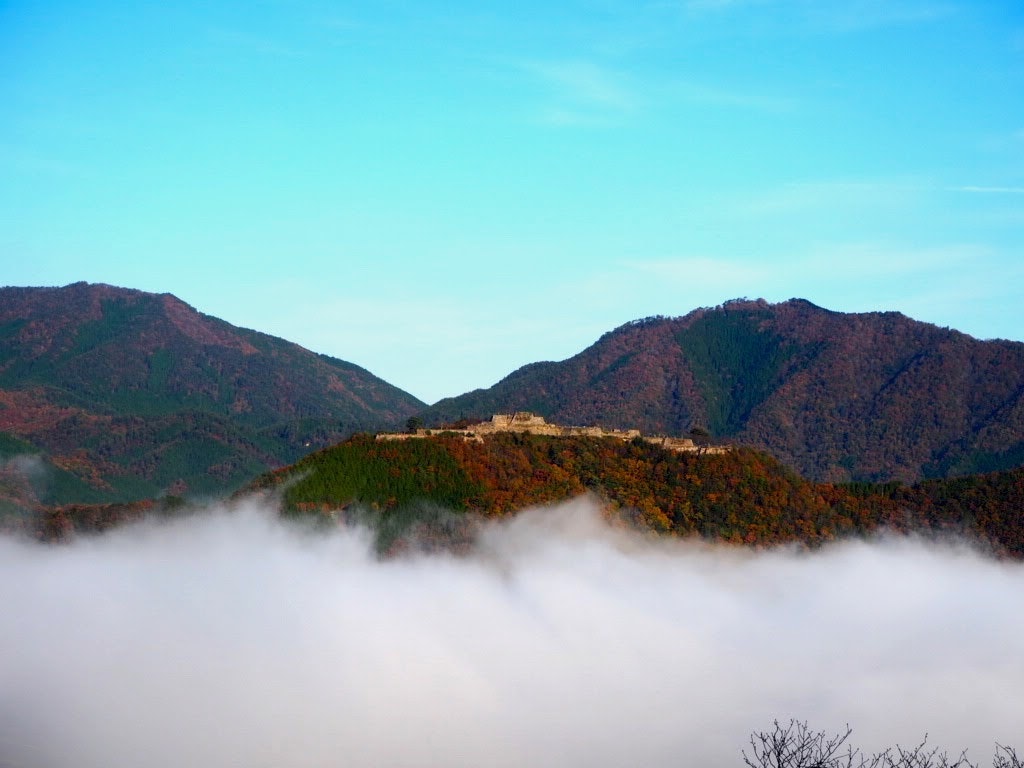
[1,497,1021,768]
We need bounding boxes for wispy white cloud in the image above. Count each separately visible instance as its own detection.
[801,241,987,280]
[664,78,796,111]
[522,55,792,126]
[203,27,308,59]
[316,15,364,32]
[676,0,957,32]
[735,178,927,216]
[728,179,1024,242]
[677,0,771,11]
[524,59,639,124]
[945,185,1024,194]
[617,241,1022,341]
[535,107,611,127]
[625,255,774,289]
[0,454,47,484]
[625,242,990,288]
[248,287,603,404]
[801,0,956,32]
[731,176,1024,217]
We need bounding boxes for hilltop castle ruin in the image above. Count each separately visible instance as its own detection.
[377,412,728,454]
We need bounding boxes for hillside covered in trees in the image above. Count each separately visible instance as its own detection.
[5,288,1023,520]
[248,432,1024,557]
[0,283,424,506]
[419,299,1024,484]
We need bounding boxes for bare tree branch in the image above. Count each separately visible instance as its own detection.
[993,745,1022,768]
[744,722,1016,768]
[743,720,881,768]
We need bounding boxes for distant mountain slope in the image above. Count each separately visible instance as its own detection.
[420,299,1024,483]
[0,283,424,503]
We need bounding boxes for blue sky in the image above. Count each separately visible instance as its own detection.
[2,0,1022,403]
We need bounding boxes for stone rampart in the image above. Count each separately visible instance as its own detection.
[375,413,727,454]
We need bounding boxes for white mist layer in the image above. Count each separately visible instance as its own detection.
[1,497,1021,768]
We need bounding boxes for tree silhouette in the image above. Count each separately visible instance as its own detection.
[743,720,878,768]
[744,722,1020,768]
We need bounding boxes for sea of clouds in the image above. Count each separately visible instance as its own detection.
[1,497,1021,768]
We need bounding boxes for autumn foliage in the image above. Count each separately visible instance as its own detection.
[260,432,1024,557]
[421,299,1024,484]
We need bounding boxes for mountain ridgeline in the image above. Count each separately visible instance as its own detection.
[420,299,1024,483]
[3,286,1024,527]
[0,283,424,505]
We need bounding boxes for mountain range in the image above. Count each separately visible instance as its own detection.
[0,283,423,505]
[2,285,1023,512]
[422,298,1024,483]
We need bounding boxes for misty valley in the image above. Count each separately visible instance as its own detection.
[7,0,1023,761]
[1,286,1022,766]
[1,499,1023,767]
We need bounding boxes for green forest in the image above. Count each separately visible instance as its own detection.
[248,432,1024,557]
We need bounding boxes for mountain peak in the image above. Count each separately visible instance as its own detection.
[0,283,424,504]
[421,301,1024,483]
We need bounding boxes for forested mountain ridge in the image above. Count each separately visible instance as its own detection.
[244,432,1024,558]
[4,288,1022,513]
[420,299,1024,483]
[0,283,424,505]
